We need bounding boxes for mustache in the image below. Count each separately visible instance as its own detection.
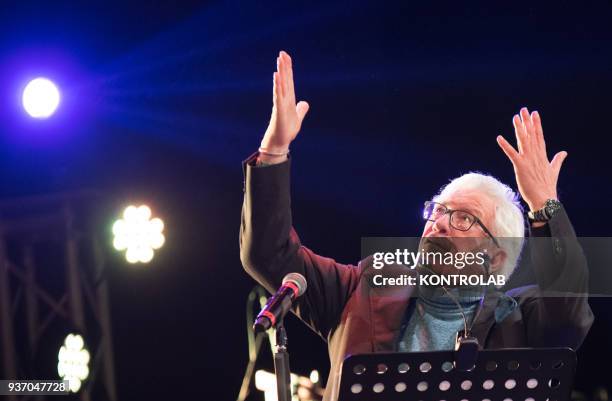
[421,236,457,253]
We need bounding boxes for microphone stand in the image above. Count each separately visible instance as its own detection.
[273,320,292,401]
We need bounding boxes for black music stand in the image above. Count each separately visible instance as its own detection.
[339,348,576,401]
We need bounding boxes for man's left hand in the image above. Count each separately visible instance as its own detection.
[496,107,567,212]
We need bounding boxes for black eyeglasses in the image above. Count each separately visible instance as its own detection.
[423,201,500,247]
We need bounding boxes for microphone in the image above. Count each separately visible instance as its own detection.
[448,253,491,371]
[253,273,307,333]
[417,253,491,341]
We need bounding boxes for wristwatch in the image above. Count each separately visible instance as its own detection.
[527,199,563,222]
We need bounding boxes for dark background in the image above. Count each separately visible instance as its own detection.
[0,1,611,400]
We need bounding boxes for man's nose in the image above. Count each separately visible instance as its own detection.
[431,213,451,234]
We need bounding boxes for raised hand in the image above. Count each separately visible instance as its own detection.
[259,50,309,162]
[496,107,568,212]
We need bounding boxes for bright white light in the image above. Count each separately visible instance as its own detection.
[113,204,165,264]
[255,370,300,401]
[57,333,90,393]
[22,77,60,118]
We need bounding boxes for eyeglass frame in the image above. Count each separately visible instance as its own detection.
[423,201,501,248]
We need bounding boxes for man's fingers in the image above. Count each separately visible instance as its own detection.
[520,107,533,134]
[280,51,295,103]
[520,107,537,149]
[497,135,520,164]
[532,110,543,136]
[288,56,296,103]
[273,71,280,105]
[278,55,288,98]
[550,151,568,176]
[512,114,527,154]
[531,110,547,152]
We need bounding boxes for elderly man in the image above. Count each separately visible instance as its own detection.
[240,50,593,401]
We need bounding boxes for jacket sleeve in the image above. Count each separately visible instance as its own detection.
[239,152,362,340]
[521,206,594,349]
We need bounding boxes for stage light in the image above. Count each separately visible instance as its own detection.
[255,370,300,401]
[112,205,165,264]
[22,77,60,118]
[57,333,90,393]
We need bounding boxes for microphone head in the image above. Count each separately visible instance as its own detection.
[282,272,307,296]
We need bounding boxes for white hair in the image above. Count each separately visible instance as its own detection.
[433,172,525,284]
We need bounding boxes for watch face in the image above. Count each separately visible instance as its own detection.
[544,199,562,220]
[544,206,552,218]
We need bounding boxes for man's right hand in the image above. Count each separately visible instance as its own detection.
[258,50,309,164]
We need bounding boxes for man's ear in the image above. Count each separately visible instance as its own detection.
[487,248,507,274]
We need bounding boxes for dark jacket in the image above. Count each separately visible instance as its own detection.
[239,153,594,401]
